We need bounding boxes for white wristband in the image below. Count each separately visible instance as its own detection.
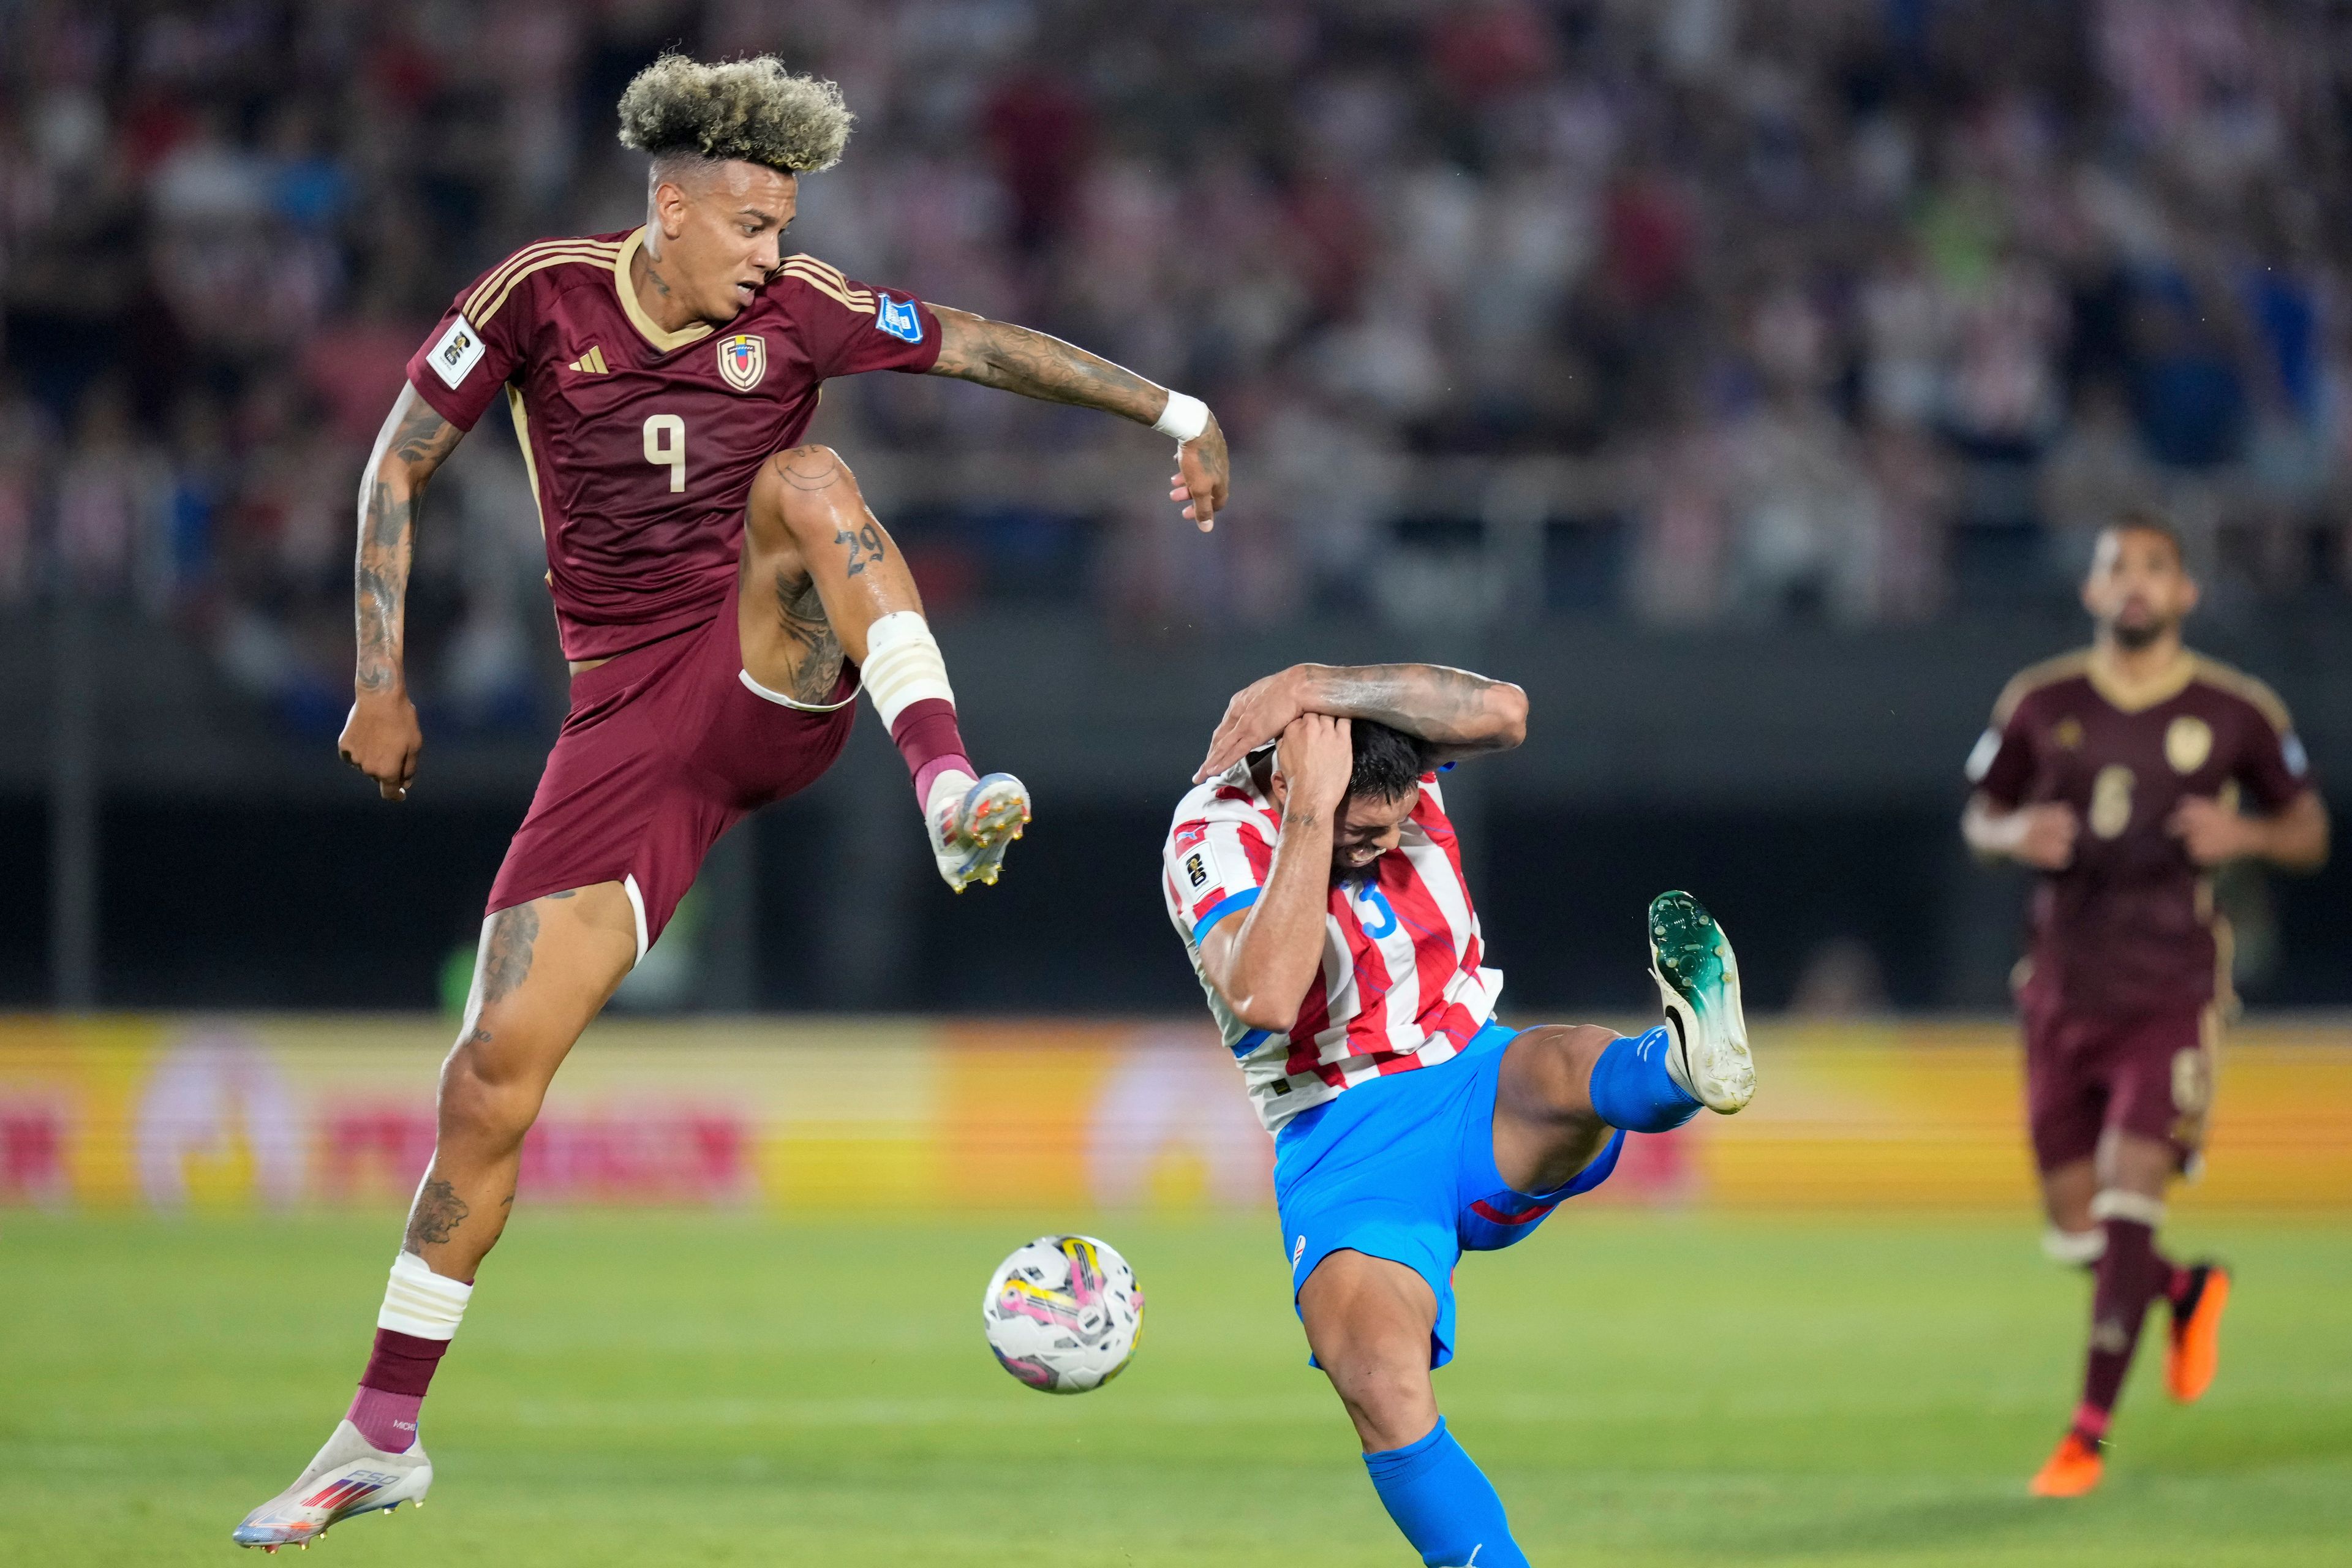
[1154,391,1208,443]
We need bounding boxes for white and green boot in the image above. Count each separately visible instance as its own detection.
[1647,891,1755,1113]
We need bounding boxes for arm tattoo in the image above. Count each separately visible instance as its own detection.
[353,524,405,695]
[930,309,1164,423]
[772,568,845,702]
[354,399,461,695]
[404,1177,471,1250]
[1321,665,1493,744]
[479,903,540,1003]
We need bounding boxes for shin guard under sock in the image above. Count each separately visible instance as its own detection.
[861,612,973,809]
[2077,1196,2165,1437]
[1362,1418,1529,1568]
[349,1252,472,1452]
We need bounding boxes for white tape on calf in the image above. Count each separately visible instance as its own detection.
[2089,1189,2168,1227]
[2041,1227,2108,1265]
[861,611,955,729]
[378,1250,473,1341]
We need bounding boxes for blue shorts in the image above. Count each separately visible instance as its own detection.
[1273,1020,1624,1368]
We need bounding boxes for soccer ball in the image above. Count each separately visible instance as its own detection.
[981,1234,1145,1393]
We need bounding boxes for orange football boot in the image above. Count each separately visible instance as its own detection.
[2028,1430,2105,1498]
[2166,1263,2231,1403]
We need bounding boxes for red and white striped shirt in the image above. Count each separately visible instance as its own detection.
[1163,759,1503,1133]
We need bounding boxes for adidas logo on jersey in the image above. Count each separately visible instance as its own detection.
[568,345,609,375]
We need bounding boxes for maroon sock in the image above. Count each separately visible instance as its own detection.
[2076,1217,2163,1438]
[889,696,972,809]
[346,1329,448,1452]
[2157,1252,2193,1311]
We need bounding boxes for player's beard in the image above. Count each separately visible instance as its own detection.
[2107,606,2173,644]
[2109,615,2171,651]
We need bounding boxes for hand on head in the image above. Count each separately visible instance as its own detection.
[1196,668,1308,783]
[1275,713,1353,818]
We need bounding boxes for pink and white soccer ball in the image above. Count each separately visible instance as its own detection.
[981,1234,1145,1393]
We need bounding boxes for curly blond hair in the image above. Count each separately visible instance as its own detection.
[616,54,852,174]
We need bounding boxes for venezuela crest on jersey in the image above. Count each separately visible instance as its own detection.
[717,333,766,391]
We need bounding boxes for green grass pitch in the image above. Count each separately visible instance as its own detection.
[3,1211,2347,1565]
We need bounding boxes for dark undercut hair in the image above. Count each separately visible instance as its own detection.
[617,54,853,176]
[2101,505,2185,564]
[1349,720,1431,804]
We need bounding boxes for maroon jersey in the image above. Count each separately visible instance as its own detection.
[404,228,941,660]
[1967,647,2315,1014]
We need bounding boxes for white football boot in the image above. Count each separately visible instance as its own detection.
[927,770,1032,892]
[231,1420,432,1551]
[1647,890,1755,1113]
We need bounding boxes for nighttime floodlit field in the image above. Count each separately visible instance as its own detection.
[4,1212,2348,1566]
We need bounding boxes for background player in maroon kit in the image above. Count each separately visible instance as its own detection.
[235,55,1232,1549]
[1962,513,2329,1497]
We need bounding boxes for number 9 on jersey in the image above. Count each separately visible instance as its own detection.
[643,413,685,492]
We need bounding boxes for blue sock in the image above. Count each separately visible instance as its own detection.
[1587,1025,1702,1133]
[1362,1417,1529,1568]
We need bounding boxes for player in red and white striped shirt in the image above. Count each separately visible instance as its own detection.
[1164,662,1757,1568]
[1164,718,1500,1133]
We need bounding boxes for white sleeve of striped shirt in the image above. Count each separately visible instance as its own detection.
[1165,811,1273,943]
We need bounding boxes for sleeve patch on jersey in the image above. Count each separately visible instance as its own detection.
[429,314,486,388]
[1184,851,1210,889]
[875,295,924,343]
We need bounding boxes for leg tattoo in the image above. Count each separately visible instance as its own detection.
[404,1177,471,1250]
[480,905,540,1003]
[772,568,845,702]
[832,522,886,577]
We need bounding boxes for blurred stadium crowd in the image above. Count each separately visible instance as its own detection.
[2,0,2348,731]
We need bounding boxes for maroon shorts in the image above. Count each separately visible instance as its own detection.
[2019,989,2217,1174]
[487,582,856,957]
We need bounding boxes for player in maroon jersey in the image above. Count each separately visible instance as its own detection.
[234,56,1231,1549]
[1962,513,2329,1496]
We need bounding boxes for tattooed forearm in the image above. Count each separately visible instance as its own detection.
[772,569,845,703]
[1313,665,1524,748]
[353,394,462,695]
[929,307,1166,422]
[404,1177,471,1250]
[479,903,540,1003]
[354,544,407,694]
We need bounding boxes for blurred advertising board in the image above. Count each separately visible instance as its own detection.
[0,1016,2345,1213]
